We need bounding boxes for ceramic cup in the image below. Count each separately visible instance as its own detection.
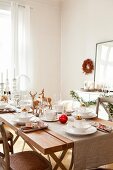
[54,105,64,114]
[45,109,57,121]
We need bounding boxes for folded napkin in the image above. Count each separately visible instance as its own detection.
[20,120,48,133]
[0,108,16,113]
[92,122,112,133]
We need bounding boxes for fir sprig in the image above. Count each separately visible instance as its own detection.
[70,90,96,107]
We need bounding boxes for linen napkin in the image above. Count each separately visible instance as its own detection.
[20,120,48,133]
[92,122,112,133]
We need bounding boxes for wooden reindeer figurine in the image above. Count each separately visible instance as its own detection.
[29,91,40,114]
[47,97,52,109]
[1,95,8,103]
[39,89,52,109]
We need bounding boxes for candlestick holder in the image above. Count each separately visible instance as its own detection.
[12,78,17,93]
[5,78,10,94]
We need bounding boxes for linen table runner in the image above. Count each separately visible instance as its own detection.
[74,132,113,170]
[48,121,113,170]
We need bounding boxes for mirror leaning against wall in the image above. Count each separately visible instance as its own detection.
[94,40,113,92]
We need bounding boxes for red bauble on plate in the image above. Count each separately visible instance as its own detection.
[59,114,68,124]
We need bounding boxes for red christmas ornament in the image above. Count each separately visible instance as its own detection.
[59,114,68,124]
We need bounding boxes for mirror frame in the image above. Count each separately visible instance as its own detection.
[94,40,113,89]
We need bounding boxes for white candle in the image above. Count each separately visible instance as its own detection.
[1,72,3,83]
[14,67,15,79]
[6,69,8,79]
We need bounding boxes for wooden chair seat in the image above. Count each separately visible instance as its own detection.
[10,151,51,170]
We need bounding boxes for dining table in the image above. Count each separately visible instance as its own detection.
[1,112,113,170]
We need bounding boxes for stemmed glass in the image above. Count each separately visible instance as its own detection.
[11,92,21,107]
[18,91,32,111]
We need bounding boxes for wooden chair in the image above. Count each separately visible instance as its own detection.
[0,129,13,154]
[95,97,113,170]
[0,122,52,170]
[90,168,113,170]
[96,96,113,119]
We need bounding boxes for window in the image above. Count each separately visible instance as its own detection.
[95,41,113,90]
[0,3,31,92]
[0,9,12,82]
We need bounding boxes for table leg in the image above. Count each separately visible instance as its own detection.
[69,148,74,170]
[50,149,68,170]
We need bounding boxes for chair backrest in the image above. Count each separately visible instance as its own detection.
[96,97,113,119]
[0,122,10,170]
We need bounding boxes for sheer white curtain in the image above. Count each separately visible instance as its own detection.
[11,2,31,91]
[0,8,11,80]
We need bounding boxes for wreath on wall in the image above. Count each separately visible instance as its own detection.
[82,58,94,74]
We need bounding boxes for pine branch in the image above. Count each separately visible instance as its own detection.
[70,90,96,107]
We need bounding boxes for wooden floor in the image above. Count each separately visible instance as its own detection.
[0,127,113,170]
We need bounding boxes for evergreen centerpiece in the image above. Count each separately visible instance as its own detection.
[70,90,96,107]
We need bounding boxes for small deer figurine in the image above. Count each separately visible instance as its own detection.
[39,89,52,109]
[29,91,40,114]
[1,95,8,103]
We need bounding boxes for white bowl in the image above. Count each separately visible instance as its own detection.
[0,103,7,109]
[74,119,91,131]
[74,124,91,131]
[15,113,33,122]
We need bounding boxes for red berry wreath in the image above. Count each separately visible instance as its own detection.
[82,59,94,74]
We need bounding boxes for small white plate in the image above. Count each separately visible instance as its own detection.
[72,112,97,119]
[41,117,59,122]
[65,110,74,116]
[64,126,97,135]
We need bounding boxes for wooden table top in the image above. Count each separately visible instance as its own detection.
[1,112,113,155]
[0,113,74,155]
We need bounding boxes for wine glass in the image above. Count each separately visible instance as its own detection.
[11,91,21,107]
[19,91,32,111]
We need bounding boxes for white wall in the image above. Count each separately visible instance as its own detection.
[61,0,113,99]
[30,1,61,98]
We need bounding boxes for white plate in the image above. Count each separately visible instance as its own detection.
[64,126,97,135]
[72,112,97,119]
[41,117,59,122]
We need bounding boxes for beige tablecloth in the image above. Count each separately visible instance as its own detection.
[48,119,113,170]
[74,132,113,170]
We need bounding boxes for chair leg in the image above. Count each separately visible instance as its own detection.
[10,138,13,154]
[22,141,26,151]
[47,154,51,163]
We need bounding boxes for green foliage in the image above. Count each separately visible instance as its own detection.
[108,103,113,114]
[70,90,96,107]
